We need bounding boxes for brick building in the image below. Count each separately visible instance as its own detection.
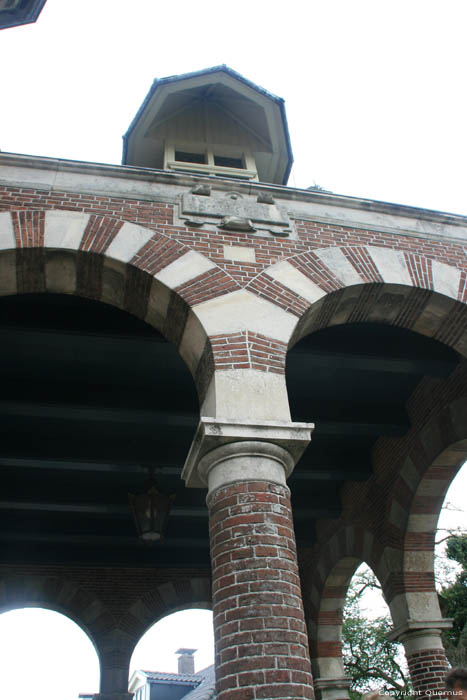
[128,649,215,700]
[0,66,465,700]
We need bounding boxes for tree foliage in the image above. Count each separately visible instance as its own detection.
[439,534,467,667]
[342,567,411,699]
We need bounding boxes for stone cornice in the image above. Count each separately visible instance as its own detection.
[1,152,467,244]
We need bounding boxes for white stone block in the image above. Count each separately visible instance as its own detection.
[432,260,461,299]
[179,310,208,374]
[368,246,412,285]
[155,249,216,289]
[407,514,438,533]
[266,260,326,303]
[317,626,340,642]
[193,288,296,343]
[314,658,346,679]
[145,278,171,328]
[201,368,292,422]
[223,244,256,262]
[0,212,15,250]
[45,210,90,250]
[406,591,442,620]
[316,247,362,286]
[416,478,443,497]
[404,551,434,572]
[105,221,155,263]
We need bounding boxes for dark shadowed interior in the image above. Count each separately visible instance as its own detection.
[0,294,460,566]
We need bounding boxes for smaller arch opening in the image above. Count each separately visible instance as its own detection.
[343,563,410,697]
[0,607,100,700]
[129,609,214,700]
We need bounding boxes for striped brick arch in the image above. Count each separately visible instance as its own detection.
[301,526,389,697]
[99,577,212,698]
[383,395,467,628]
[0,569,138,695]
[0,570,109,651]
[252,245,467,356]
[0,209,236,404]
[121,576,211,645]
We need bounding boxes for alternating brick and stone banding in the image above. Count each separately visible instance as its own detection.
[302,371,467,699]
[1,154,467,700]
[302,528,377,700]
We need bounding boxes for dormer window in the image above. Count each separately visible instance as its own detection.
[165,143,257,180]
[123,66,293,185]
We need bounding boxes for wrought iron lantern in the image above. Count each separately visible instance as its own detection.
[129,471,174,544]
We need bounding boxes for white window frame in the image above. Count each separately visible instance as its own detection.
[164,142,258,180]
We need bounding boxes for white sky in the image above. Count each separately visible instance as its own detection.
[1,0,467,215]
[1,1,467,699]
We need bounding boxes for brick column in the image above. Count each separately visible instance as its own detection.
[388,622,451,698]
[183,419,314,700]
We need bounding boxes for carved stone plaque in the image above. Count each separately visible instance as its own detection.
[178,190,295,238]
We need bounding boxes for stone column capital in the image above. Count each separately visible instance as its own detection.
[387,618,453,643]
[182,417,313,489]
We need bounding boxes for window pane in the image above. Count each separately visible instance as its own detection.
[213,155,244,169]
[175,151,206,164]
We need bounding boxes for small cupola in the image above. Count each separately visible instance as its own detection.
[122,65,293,185]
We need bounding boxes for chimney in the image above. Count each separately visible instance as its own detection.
[176,648,196,675]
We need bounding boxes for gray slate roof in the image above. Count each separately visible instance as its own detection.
[141,665,215,699]
[183,666,215,700]
[142,670,200,684]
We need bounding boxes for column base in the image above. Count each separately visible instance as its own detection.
[314,676,351,700]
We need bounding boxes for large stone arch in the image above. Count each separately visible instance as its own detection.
[250,245,467,355]
[0,209,221,406]
[177,244,467,422]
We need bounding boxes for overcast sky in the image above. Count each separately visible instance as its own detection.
[1,2,467,699]
[1,0,467,215]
